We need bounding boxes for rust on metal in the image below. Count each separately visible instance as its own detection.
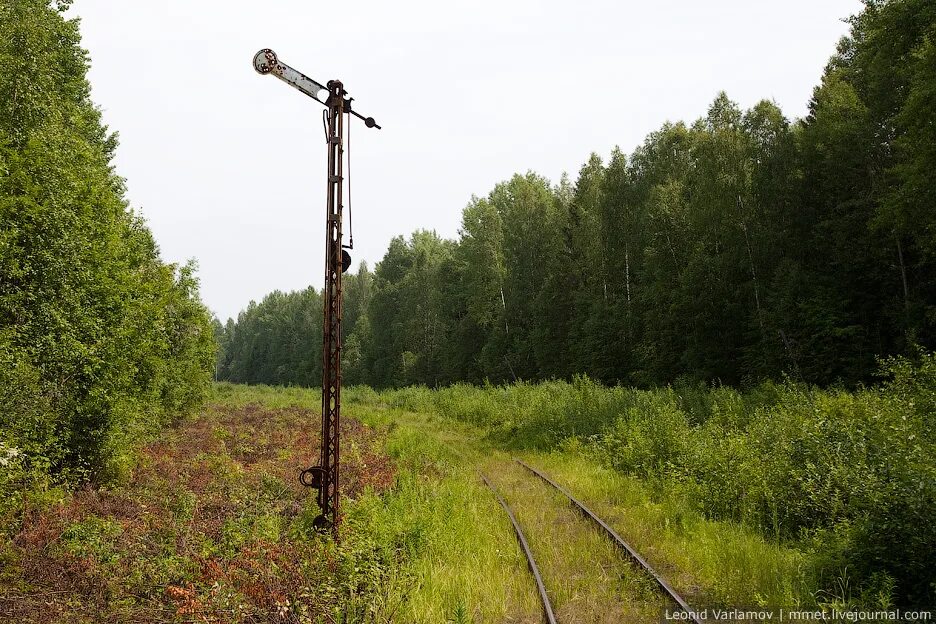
[253,49,380,536]
[315,79,345,533]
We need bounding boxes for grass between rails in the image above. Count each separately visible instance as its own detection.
[514,452,811,608]
[481,459,664,623]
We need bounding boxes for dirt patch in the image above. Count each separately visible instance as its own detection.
[0,403,396,623]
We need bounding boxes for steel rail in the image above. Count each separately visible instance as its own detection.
[514,459,703,624]
[479,471,557,624]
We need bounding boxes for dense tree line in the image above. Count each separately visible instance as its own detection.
[215,266,372,386]
[0,0,215,489]
[218,0,935,390]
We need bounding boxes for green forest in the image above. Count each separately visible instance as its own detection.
[2,0,936,619]
[217,0,936,391]
[1,0,215,488]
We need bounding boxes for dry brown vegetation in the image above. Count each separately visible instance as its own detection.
[0,403,395,623]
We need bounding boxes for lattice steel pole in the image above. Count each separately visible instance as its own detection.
[253,49,379,537]
[318,80,345,532]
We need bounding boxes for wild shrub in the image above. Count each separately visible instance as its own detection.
[0,1,215,495]
[381,355,935,604]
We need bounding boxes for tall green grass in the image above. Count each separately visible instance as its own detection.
[341,406,542,623]
[370,354,936,606]
[205,384,543,622]
[522,451,812,607]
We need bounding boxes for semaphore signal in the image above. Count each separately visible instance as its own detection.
[253,48,380,536]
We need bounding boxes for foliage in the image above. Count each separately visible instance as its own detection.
[339,0,935,388]
[374,354,936,605]
[216,287,324,387]
[215,263,372,387]
[217,2,936,392]
[0,0,215,496]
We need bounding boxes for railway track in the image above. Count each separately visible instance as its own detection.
[480,459,702,624]
[479,471,558,624]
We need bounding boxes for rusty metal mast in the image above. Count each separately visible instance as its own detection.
[253,49,379,535]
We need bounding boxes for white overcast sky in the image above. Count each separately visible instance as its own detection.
[69,0,861,322]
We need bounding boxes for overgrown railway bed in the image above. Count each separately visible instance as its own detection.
[482,459,702,624]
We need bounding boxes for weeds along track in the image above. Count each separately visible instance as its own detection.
[508,459,702,624]
[425,427,698,622]
[428,432,701,624]
[479,471,558,624]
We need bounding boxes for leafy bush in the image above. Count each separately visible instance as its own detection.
[374,355,936,605]
[0,1,215,500]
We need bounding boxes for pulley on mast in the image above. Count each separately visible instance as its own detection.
[253,48,380,536]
